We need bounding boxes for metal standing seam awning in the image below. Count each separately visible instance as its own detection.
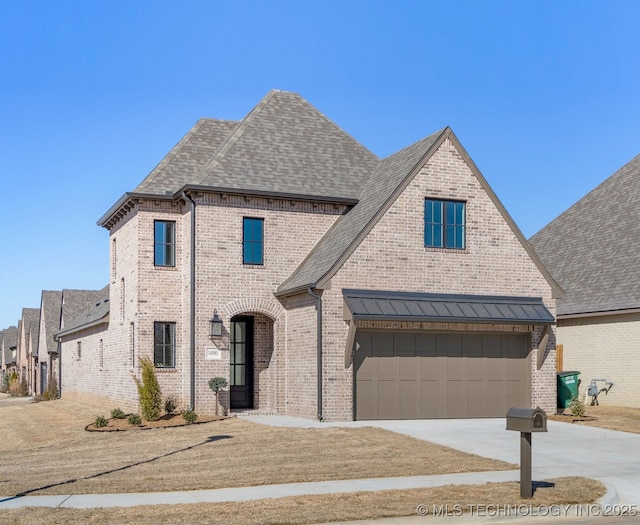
[343,289,555,367]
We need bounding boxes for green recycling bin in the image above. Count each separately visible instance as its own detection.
[557,371,580,409]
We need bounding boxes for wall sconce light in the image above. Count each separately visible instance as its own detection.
[210,309,223,337]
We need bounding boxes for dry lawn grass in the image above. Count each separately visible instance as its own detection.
[0,399,514,497]
[550,405,640,434]
[0,477,605,525]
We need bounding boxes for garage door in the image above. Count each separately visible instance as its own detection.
[354,331,530,420]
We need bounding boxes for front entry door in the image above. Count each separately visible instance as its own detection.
[40,362,48,395]
[230,316,254,409]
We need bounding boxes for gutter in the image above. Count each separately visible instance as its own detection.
[53,335,62,399]
[182,190,197,411]
[307,287,323,421]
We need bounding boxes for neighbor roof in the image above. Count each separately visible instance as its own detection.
[2,326,17,365]
[60,287,108,332]
[21,308,41,353]
[38,290,63,356]
[57,285,110,338]
[530,154,640,316]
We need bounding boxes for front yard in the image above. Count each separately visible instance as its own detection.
[0,398,606,524]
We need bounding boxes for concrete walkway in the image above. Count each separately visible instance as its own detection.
[0,414,632,514]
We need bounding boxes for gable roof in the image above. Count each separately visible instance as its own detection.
[278,128,563,297]
[100,90,378,227]
[38,290,63,356]
[530,154,640,316]
[21,308,41,353]
[277,128,446,294]
[2,326,17,365]
[57,285,109,338]
[60,288,107,331]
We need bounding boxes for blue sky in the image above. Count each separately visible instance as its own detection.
[1,1,639,329]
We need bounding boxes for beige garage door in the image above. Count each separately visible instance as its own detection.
[354,331,531,420]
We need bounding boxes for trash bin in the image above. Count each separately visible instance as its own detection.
[557,371,580,409]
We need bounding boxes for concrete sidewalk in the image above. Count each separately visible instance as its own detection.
[0,469,617,511]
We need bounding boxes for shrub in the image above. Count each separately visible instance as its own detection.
[182,409,198,424]
[19,376,28,397]
[208,377,228,416]
[128,413,142,426]
[111,408,126,419]
[94,415,108,428]
[8,372,20,396]
[569,395,586,417]
[0,373,8,393]
[133,357,162,421]
[164,395,178,415]
[43,376,58,401]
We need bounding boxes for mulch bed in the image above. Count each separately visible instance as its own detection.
[548,412,598,424]
[86,413,229,432]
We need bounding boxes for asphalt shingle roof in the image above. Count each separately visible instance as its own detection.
[131,90,378,200]
[21,308,41,354]
[60,287,108,332]
[530,154,640,316]
[2,326,17,365]
[277,129,445,293]
[59,286,109,336]
[38,290,63,357]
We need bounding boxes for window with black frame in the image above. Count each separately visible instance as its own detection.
[154,322,175,368]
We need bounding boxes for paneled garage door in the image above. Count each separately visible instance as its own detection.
[354,331,530,420]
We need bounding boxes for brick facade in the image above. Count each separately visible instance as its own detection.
[59,104,558,421]
[558,313,640,407]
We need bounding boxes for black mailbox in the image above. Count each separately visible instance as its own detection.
[506,407,547,433]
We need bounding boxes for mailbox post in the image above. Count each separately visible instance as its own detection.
[506,407,547,498]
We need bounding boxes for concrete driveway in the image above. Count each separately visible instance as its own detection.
[243,415,640,506]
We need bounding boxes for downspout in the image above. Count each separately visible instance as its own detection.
[182,191,197,411]
[307,287,323,421]
[54,335,62,399]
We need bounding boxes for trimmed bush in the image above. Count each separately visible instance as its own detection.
[133,357,162,421]
[111,408,126,419]
[164,395,178,415]
[128,413,142,426]
[208,377,228,416]
[94,415,108,428]
[182,409,198,424]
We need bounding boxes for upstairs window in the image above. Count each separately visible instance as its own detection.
[425,199,466,249]
[243,217,264,265]
[154,221,175,266]
[154,322,175,368]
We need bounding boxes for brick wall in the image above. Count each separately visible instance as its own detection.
[320,138,557,419]
[558,313,640,407]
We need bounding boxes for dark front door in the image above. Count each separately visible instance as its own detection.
[40,362,48,395]
[230,316,254,409]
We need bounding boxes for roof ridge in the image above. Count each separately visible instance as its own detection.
[195,91,279,184]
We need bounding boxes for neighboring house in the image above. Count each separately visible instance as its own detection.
[91,90,561,421]
[1,326,18,380]
[17,308,40,394]
[530,154,640,408]
[55,288,107,400]
[56,287,111,408]
[35,290,63,396]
